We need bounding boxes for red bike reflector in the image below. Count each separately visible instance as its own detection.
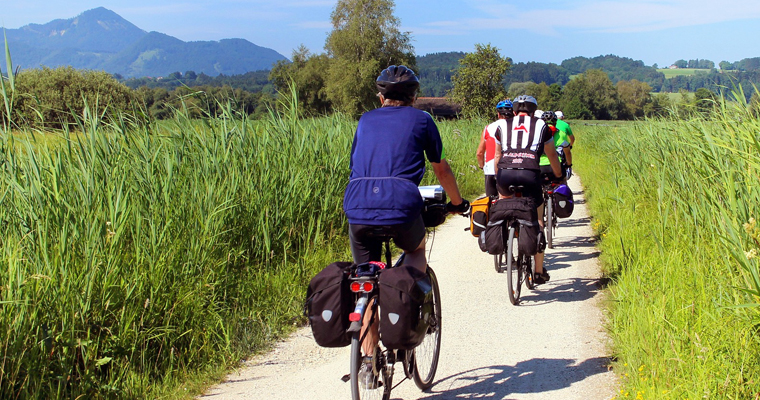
[349,312,361,322]
[350,282,361,292]
[362,282,374,292]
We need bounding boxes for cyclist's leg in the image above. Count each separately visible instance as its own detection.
[485,174,498,198]
[349,225,383,265]
[391,215,427,272]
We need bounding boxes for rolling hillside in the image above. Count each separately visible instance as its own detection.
[3,7,287,77]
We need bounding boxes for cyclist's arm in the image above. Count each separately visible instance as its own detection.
[431,159,464,206]
[544,142,562,178]
[563,146,572,166]
[475,134,486,169]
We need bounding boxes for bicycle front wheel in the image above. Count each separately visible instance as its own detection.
[505,226,522,305]
[524,254,536,290]
[411,266,442,390]
[494,252,504,273]
[350,332,390,400]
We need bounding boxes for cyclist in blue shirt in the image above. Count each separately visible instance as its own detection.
[343,65,469,381]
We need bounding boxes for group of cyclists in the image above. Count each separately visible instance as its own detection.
[477,96,574,283]
[340,64,574,393]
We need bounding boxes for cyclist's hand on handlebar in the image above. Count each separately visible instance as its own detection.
[447,199,470,215]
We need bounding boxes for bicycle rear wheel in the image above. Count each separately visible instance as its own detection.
[411,266,442,389]
[546,195,554,249]
[350,332,390,400]
[505,226,522,305]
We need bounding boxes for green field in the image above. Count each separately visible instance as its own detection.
[657,68,708,78]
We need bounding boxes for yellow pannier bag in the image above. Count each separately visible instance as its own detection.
[469,196,491,237]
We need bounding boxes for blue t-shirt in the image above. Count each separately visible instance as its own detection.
[343,106,443,225]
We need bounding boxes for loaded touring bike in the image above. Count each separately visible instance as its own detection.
[343,185,451,400]
[491,186,538,305]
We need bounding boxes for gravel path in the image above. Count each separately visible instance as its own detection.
[200,175,618,400]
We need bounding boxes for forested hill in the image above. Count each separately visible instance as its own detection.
[3,7,287,77]
[417,53,669,96]
[418,52,760,96]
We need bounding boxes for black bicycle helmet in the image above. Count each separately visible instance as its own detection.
[540,110,557,125]
[513,95,538,115]
[376,65,420,102]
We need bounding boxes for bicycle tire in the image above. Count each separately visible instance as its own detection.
[350,332,390,400]
[524,254,536,290]
[546,194,554,249]
[411,266,442,389]
[505,225,522,305]
[494,253,504,273]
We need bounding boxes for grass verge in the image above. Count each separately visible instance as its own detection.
[573,97,760,398]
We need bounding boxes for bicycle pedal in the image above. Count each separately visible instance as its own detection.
[341,374,350,382]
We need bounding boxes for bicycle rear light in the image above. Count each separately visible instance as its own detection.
[349,312,361,322]
[350,281,374,293]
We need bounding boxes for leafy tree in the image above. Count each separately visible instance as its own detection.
[560,69,622,120]
[324,0,415,116]
[719,61,734,71]
[270,45,333,115]
[448,43,510,119]
[617,79,652,119]
[674,59,688,68]
[687,59,714,69]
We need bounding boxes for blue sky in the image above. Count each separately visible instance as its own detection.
[4,0,760,67]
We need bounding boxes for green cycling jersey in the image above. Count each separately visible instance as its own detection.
[539,128,570,166]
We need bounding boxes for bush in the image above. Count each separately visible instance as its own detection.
[13,66,136,129]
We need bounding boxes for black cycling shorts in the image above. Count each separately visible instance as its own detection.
[496,168,543,207]
[349,215,426,264]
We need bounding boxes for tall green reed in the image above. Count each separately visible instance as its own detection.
[0,82,486,398]
[574,91,760,399]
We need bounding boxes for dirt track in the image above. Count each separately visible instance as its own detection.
[200,174,618,400]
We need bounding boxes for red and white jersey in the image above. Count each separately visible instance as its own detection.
[481,120,504,175]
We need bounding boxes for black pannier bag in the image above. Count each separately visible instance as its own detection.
[553,184,575,218]
[480,197,540,255]
[305,262,354,348]
[378,265,433,350]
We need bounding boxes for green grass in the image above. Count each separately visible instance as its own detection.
[573,90,760,399]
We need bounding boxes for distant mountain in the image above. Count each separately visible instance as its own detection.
[3,7,288,77]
